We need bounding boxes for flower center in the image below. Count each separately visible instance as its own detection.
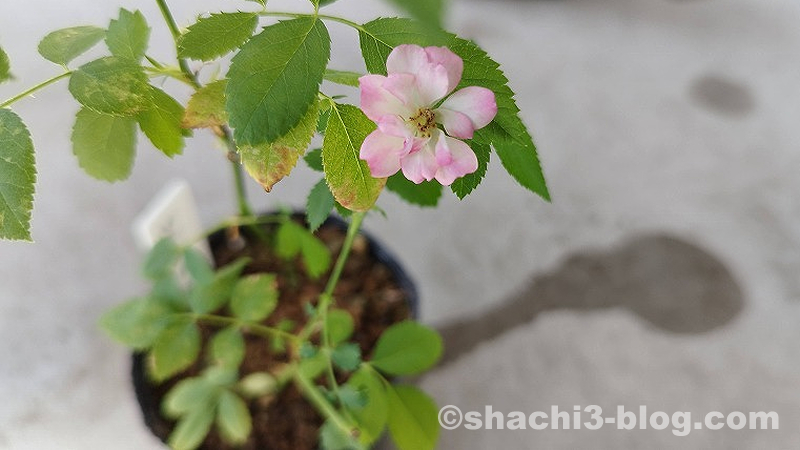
[408,108,437,138]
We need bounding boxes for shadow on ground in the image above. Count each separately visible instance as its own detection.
[435,234,745,367]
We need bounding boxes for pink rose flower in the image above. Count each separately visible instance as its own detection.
[358,44,498,185]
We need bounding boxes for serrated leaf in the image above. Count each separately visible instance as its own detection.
[322,103,385,211]
[304,148,323,171]
[71,107,136,182]
[331,343,361,372]
[448,37,550,200]
[0,47,11,83]
[227,17,330,145]
[326,309,354,346]
[211,327,245,368]
[178,13,258,61]
[306,178,334,232]
[230,273,278,322]
[346,368,388,445]
[163,377,217,419]
[275,220,331,278]
[190,257,250,314]
[450,139,490,199]
[150,318,201,381]
[68,56,151,116]
[385,0,444,29]
[386,385,439,450]
[0,109,36,241]
[100,297,172,350]
[386,174,442,207]
[183,80,228,129]
[239,100,319,192]
[216,390,252,445]
[168,407,215,450]
[106,9,150,61]
[370,321,442,376]
[323,69,362,87]
[37,26,105,66]
[359,18,449,75]
[137,87,188,157]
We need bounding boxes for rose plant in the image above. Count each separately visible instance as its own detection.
[0,0,549,449]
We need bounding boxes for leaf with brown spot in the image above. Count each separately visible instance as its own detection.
[240,100,319,192]
[183,80,228,129]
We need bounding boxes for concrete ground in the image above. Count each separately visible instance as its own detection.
[2,0,800,448]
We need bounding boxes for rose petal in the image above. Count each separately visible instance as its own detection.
[414,63,451,105]
[434,134,479,185]
[400,139,439,184]
[359,74,412,121]
[360,129,406,178]
[424,46,463,93]
[436,108,475,139]
[439,86,498,130]
[382,73,424,110]
[386,44,429,76]
[376,114,413,139]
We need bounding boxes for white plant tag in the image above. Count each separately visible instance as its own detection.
[131,179,212,260]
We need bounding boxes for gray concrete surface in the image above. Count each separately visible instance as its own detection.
[3,0,800,448]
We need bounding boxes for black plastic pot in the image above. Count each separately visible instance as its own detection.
[131,213,418,448]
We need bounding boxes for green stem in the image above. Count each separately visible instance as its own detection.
[193,313,299,343]
[295,371,357,438]
[0,71,72,108]
[232,157,253,218]
[259,11,366,32]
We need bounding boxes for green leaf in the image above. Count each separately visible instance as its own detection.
[178,12,258,61]
[275,220,331,278]
[386,174,442,207]
[71,107,137,182]
[322,103,385,211]
[326,309,354,346]
[150,318,202,381]
[202,365,239,387]
[304,148,323,171]
[238,372,277,398]
[106,9,150,61]
[323,69,362,87]
[183,80,228,129]
[384,0,445,29]
[143,238,179,279]
[386,385,439,450]
[227,17,330,145]
[0,109,36,241]
[152,276,189,310]
[183,248,214,283]
[216,390,252,445]
[68,56,151,116]
[239,100,319,192]
[168,407,215,450]
[137,87,187,157]
[190,258,250,314]
[370,321,442,376]
[210,327,245,368]
[448,37,549,200]
[230,273,278,322]
[319,420,359,450]
[306,178,334,232]
[346,368,388,445]
[100,297,172,350]
[245,0,266,6]
[297,352,327,380]
[359,18,449,75]
[0,46,11,83]
[163,377,217,419]
[450,139,490,199]
[331,343,361,372]
[37,26,106,66]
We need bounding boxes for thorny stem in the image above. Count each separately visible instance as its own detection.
[0,71,72,108]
